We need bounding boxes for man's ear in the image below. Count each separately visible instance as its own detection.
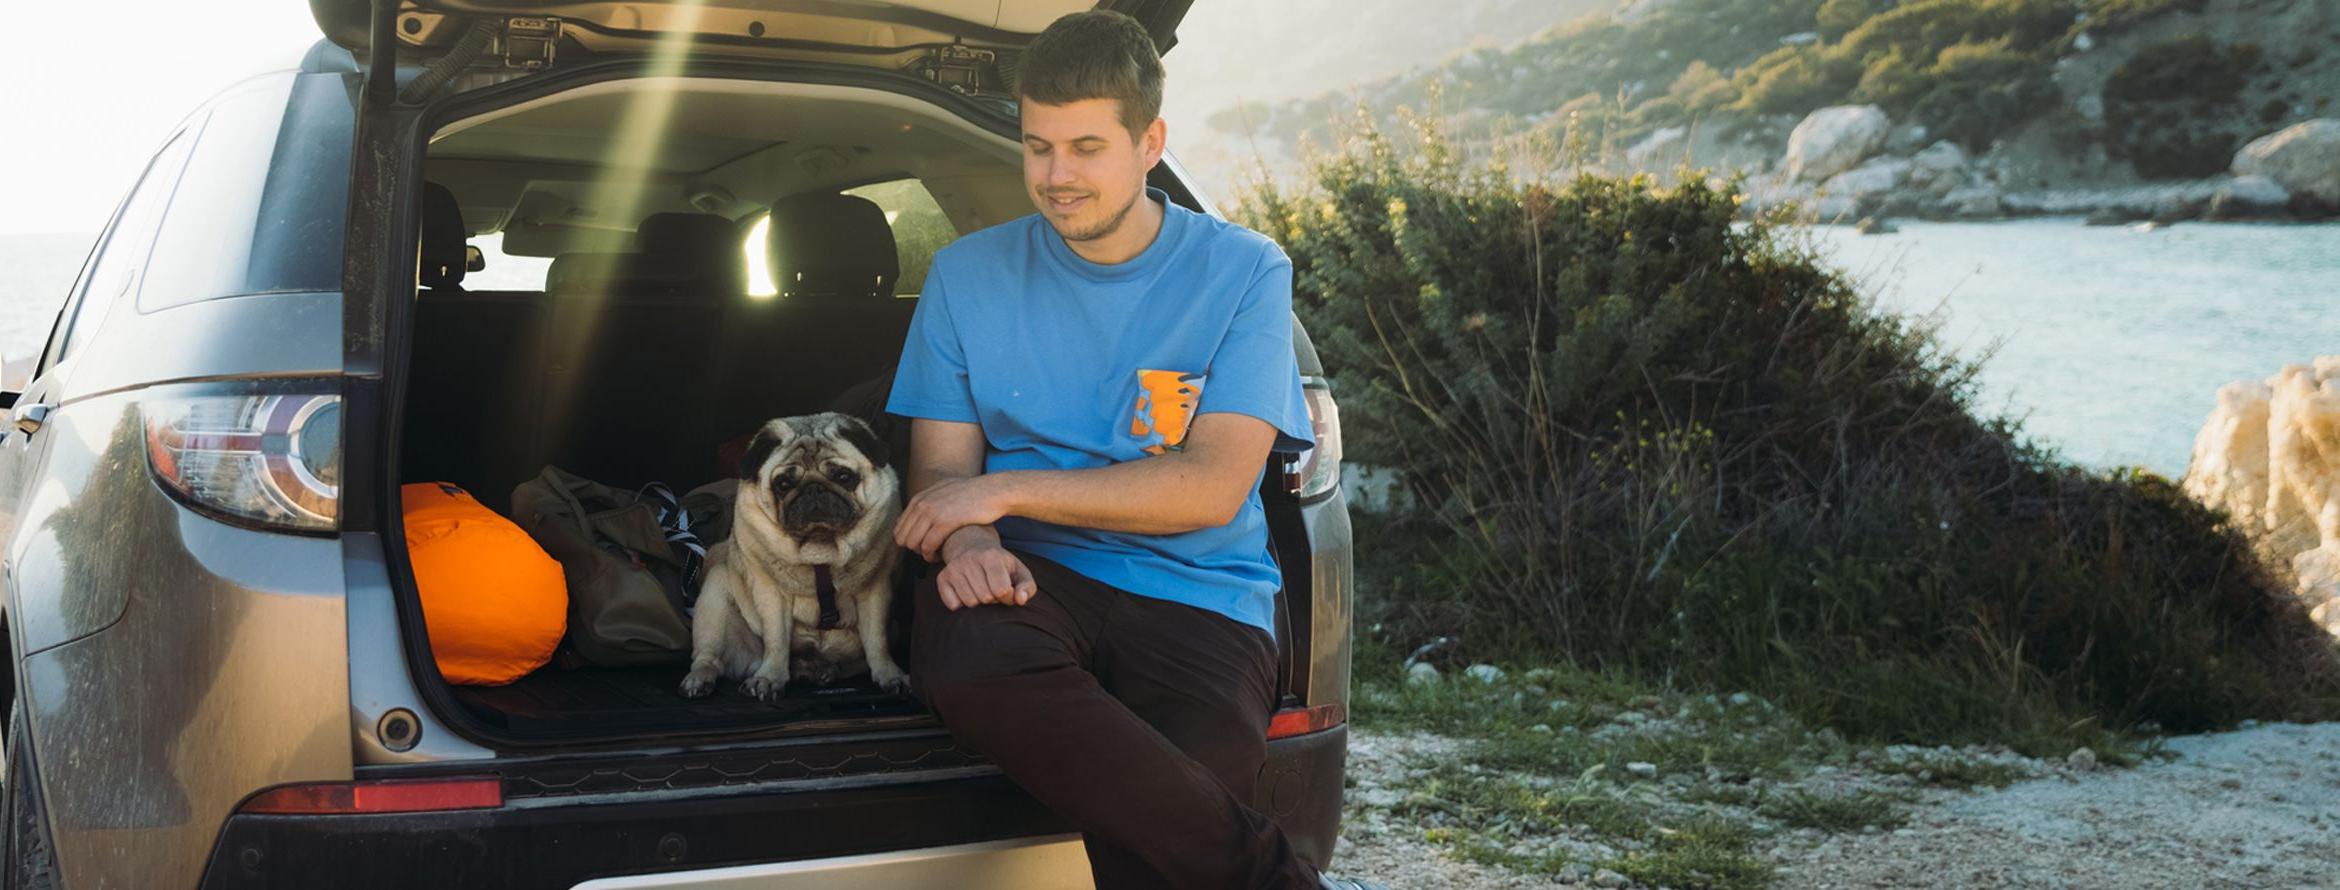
[738,419,793,479]
[1140,117,1166,170]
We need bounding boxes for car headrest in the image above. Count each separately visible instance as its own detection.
[420,182,467,290]
[544,252,634,295]
[635,212,741,267]
[631,212,744,296]
[767,193,898,299]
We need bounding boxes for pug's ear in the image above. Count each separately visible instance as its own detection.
[738,420,793,480]
[836,415,890,471]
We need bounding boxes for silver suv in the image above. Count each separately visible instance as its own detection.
[0,1,1355,887]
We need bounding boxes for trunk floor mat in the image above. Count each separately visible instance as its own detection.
[452,665,926,735]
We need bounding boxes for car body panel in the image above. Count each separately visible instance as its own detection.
[16,390,352,888]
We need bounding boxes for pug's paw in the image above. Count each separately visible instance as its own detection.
[742,670,789,702]
[679,666,719,699]
[869,660,911,693]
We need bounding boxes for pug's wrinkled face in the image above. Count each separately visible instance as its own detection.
[738,413,895,546]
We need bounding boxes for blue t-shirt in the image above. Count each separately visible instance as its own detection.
[884,188,1314,634]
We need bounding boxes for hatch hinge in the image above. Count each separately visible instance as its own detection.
[917,45,1002,97]
[498,16,562,70]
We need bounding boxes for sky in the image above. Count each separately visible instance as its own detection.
[0,1,324,236]
[0,1,1539,236]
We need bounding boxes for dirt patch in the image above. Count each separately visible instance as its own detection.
[1772,721,2340,889]
[1336,722,2340,888]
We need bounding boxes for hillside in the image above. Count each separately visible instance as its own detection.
[1204,0,2340,222]
[1161,0,1617,197]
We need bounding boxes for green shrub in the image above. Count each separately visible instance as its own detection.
[1839,0,2068,65]
[1816,0,1876,40]
[2079,0,2209,36]
[1240,125,2340,747]
[2103,37,2257,178]
[1669,60,1739,113]
[1732,47,1857,115]
[1852,48,1929,108]
[1909,74,2060,151]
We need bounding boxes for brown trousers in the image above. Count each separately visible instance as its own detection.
[910,550,1320,890]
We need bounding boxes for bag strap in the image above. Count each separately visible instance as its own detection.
[637,481,708,604]
[813,565,841,630]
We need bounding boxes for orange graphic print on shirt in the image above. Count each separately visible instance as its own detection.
[1129,369,1206,455]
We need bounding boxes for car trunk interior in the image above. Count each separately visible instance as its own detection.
[393,74,1310,744]
[392,74,1308,745]
[395,77,1026,742]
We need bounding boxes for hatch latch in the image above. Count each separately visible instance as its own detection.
[499,16,562,70]
[919,45,1001,96]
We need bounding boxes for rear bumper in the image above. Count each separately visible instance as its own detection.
[195,726,1347,889]
[199,772,1066,890]
[571,834,1091,889]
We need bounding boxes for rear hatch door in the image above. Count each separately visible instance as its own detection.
[310,0,1193,87]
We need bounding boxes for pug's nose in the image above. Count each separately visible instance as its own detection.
[784,484,858,528]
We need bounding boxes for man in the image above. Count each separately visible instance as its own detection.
[884,10,1381,890]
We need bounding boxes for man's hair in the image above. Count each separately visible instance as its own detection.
[1014,10,1165,137]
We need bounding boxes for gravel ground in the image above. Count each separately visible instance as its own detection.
[1334,722,2340,889]
[1337,731,1562,890]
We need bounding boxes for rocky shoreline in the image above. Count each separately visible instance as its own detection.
[1721,107,2340,229]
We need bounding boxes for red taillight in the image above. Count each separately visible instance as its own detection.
[1283,382,1342,498]
[239,778,503,815]
[1267,703,1346,740]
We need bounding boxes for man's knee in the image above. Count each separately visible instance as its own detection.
[909,594,1070,718]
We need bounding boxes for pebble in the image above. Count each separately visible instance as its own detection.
[1465,663,1505,684]
[2068,747,2099,771]
[1559,862,1594,882]
[1593,867,1629,887]
[1627,761,1659,780]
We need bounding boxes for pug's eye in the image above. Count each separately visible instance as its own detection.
[773,470,799,491]
[828,467,860,488]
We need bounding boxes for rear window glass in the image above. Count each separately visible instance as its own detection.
[462,232,555,291]
[138,74,353,311]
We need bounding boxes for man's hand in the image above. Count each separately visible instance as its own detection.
[896,473,1015,561]
[933,527,1037,610]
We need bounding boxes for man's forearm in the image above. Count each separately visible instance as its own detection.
[993,452,1248,535]
[895,414,1277,556]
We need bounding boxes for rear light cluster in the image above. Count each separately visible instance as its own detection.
[240,777,503,815]
[1283,380,1342,499]
[1267,703,1346,740]
[144,394,341,532]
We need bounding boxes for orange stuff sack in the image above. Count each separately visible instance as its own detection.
[402,482,568,686]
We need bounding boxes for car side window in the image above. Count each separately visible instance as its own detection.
[42,126,198,375]
[142,77,346,312]
[843,179,957,296]
[741,179,959,298]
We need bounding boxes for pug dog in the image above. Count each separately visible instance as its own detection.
[680,413,907,700]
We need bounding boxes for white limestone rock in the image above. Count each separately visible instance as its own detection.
[1785,105,1891,183]
[2233,120,2340,207]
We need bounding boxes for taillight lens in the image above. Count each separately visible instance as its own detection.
[144,394,341,532]
[1267,703,1347,739]
[1283,381,1342,499]
[239,777,503,815]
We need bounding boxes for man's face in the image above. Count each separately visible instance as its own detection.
[1020,97,1165,243]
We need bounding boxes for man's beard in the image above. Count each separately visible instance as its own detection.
[1046,186,1143,243]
